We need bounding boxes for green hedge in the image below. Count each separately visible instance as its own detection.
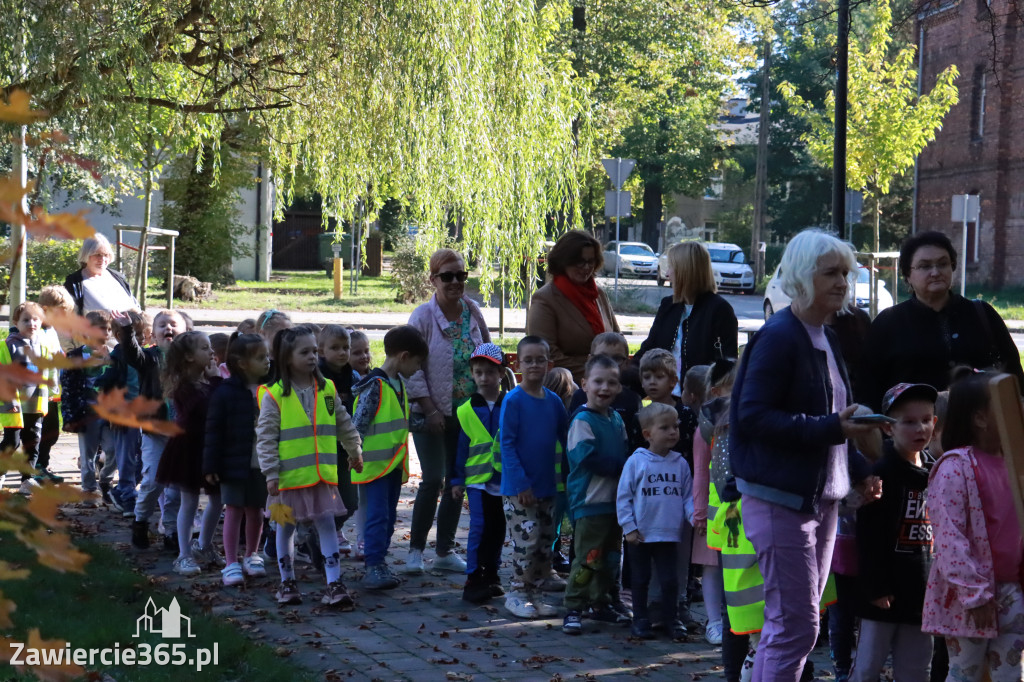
[0,238,82,304]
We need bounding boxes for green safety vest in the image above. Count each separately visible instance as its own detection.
[258,380,339,491]
[719,499,839,635]
[555,440,565,493]
[706,434,724,551]
[0,341,23,429]
[457,400,501,486]
[351,377,409,485]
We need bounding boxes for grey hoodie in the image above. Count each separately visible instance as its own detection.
[616,447,694,542]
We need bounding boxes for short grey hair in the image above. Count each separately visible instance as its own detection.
[77,233,114,268]
[779,229,858,308]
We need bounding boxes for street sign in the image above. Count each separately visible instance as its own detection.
[604,190,632,218]
[951,194,980,222]
[601,158,636,190]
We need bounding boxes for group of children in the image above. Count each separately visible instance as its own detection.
[2,289,1022,681]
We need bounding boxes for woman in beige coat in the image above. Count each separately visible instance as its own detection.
[527,231,619,382]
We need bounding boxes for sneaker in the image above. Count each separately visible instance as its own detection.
[294,544,314,565]
[432,551,467,573]
[705,621,724,645]
[173,556,201,576]
[668,620,689,640]
[163,533,178,552]
[190,538,226,568]
[354,541,365,560]
[528,592,559,617]
[17,479,40,495]
[99,481,113,505]
[489,582,505,598]
[631,617,655,639]
[131,520,150,549]
[275,579,302,605]
[321,580,354,609]
[562,609,583,635]
[611,599,634,622]
[33,468,64,483]
[586,605,631,624]
[80,496,100,508]
[462,579,493,605]
[243,554,267,577]
[540,569,567,592]
[504,592,538,619]
[222,562,244,586]
[362,564,400,590]
[337,530,352,555]
[678,604,702,631]
[403,549,424,574]
[109,493,126,515]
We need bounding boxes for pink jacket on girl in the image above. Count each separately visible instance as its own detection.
[922,446,998,639]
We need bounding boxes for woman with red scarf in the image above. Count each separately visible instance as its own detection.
[528,231,620,382]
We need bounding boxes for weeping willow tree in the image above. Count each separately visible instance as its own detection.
[0,0,586,300]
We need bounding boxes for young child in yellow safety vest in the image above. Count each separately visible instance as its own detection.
[350,325,427,591]
[1,302,51,496]
[257,326,363,609]
[451,343,508,604]
[34,285,73,485]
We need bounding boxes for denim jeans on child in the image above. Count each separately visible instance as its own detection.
[111,426,141,509]
[133,433,180,528]
[361,466,403,567]
[78,418,116,493]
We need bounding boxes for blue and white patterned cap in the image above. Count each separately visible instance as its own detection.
[471,342,505,366]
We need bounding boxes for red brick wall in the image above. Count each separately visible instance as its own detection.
[916,0,1024,288]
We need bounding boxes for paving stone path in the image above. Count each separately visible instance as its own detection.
[21,438,836,681]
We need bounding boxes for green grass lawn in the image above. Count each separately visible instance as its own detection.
[966,285,1024,320]
[146,270,418,314]
[0,532,315,682]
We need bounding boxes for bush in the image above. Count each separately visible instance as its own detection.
[0,238,82,304]
[389,237,433,304]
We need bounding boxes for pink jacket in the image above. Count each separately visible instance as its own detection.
[405,294,490,417]
[922,447,998,639]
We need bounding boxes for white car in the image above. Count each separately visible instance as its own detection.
[602,241,659,279]
[762,265,894,321]
[658,241,755,293]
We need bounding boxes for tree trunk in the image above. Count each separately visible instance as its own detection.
[642,176,662,249]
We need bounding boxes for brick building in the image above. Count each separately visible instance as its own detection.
[916,0,1022,289]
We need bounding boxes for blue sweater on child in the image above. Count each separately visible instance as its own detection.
[499,386,567,499]
[567,406,628,522]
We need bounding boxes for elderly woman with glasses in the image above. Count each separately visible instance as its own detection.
[527,230,620,382]
[63,233,139,314]
[862,230,1023,409]
[404,248,490,575]
[731,229,883,682]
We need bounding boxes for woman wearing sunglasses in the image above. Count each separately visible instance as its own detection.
[527,230,620,382]
[404,248,491,575]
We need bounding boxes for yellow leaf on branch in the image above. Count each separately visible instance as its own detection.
[24,208,95,240]
[16,527,90,573]
[93,388,184,437]
[269,502,295,526]
[0,561,29,581]
[26,483,85,528]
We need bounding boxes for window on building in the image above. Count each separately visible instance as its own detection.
[703,222,719,241]
[704,174,724,201]
[970,66,987,142]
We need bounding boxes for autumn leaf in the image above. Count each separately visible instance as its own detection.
[0,592,15,628]
[43,310,108,346]
[269,502,295,526]
[0,175,32,207]
[28,352,106,372]
[25,483,85,528]
[24,208,95,240]
[0,561,29,581]
[92,388,183,437]
[0,449,39,477]
[0,90,48,124]
[17,527,90,573]
[0,629,85,681]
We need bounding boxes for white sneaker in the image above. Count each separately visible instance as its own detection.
[403,549,424,574]
[17,479,40,496]
[221,562,244,586]
[505,591,538,619]
[528,592,560,617]
[243,553,266,577]
[432,552,467,573]
[705,621,724,645]
[173,556,201,576]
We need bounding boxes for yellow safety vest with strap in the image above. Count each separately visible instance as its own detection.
[720,499,840,635]
[457,400,501,486]
[706,433,725,551]
[351,377,409,484]
[0,341,23,428]
[258,380,339,491]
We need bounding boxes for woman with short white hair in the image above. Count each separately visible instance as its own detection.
[63,233,138,314]
[729,229,882,681]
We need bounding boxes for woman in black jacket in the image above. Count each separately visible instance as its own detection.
[634,242,738,383]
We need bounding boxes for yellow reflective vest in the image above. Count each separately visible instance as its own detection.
[0,341,23,428]
[457,400,501,486]
[258,380,339,491]
[351,376,409,484]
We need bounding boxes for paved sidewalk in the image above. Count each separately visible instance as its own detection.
[22,439,836,681]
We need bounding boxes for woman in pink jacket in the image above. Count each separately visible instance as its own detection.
[923,369,1024,682]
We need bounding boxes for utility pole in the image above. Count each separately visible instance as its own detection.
[832,0,850,240]
[751,35,772,283]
